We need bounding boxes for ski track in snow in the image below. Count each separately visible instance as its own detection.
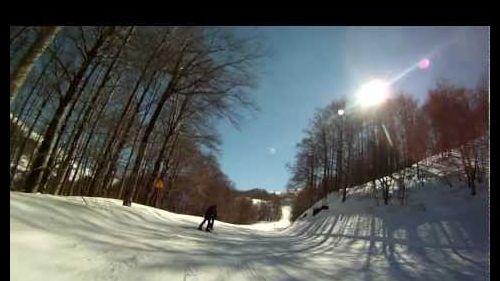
[11,180,488,281]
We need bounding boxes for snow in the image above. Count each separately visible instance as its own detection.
[246,205,292,231]
[11,160,488,280]
[251,198,265,205]
[10,154,30,172]
[10,113,43,142]
[10,114,93,181]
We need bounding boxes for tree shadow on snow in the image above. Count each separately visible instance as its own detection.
[10,192,488,281]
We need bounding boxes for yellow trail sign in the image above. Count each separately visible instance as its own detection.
[154,178,165,189]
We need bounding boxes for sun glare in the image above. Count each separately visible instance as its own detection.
[355,79,390,108]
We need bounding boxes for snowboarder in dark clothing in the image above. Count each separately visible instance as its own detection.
[198,205,217,232]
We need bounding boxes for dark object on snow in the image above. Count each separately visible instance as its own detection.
[302,213,307,219]
[198,205,217,232]
[312,205,329,216]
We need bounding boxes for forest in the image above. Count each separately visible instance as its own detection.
[10,26,281,224]
[287,77,489,221]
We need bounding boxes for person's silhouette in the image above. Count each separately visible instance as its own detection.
[198,205,217,232]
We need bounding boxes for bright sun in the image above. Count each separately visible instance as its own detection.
[355,79,390,108]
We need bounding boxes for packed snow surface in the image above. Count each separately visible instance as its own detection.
[11,179,488,281]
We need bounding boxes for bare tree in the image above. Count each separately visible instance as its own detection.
[10,26,61,100]
[23,27,115,193]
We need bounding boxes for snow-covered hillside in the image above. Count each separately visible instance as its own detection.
[10,113,93,182]
[11,174,488,281]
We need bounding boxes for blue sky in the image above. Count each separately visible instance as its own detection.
[215,26,489,192]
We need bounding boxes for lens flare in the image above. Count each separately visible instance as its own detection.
[418,58,430,70]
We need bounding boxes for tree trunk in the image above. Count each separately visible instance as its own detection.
[10,26,61,100]
[53,28,134,195]
[94,70,159,196]
[10,50,55,164]
[143,96,189,203]
[41,62,102,193]
[63,77,118,196]
[23,27,114,193]
[10,86,42,162]
[72,154,91,196]
[123,50,185,206]
[10,26,29,45]
[88,30,169,195]
[65,132,93,196]
[10,92,52,186]
[117,127,143,200]
[471,176,476,196]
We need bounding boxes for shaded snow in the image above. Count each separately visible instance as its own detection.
[11,184,488,281]
[11,152,489,281]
